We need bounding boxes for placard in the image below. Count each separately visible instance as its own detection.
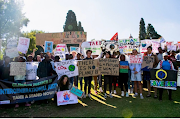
[129,55,142,64]
[120,61,129,73]
[55,60,78,79]
[141,56,154,71]
[177,68,180,86]
[10,62,26,76]
[98,58,119,76]
[5,48,19,58]
[70,86,84,98]
[140,40,160,53]
[166,41,173,51]
[70,46,80,53]
[26,62,39,80]
[7,39,17,49]
[54,44,66,61]
[17,37,30,54]
[78,59,100,77]
[57,90,78,106]
[44,41,53,53]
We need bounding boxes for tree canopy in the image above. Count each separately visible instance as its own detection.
[145,23,161,39]
[139,18,146,40]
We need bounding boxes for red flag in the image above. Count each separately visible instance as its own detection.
[110,32,118,41]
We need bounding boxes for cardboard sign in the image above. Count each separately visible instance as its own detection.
[118,38,139,53]
[7,39,17,49]
[44,41,53,53]
[129,55,142,64]
[57,90,78,106]
[177,68,180,86]
[98,58,119,76]
[54,44,66,61]
[141,56,154,71]
[78,59,100,77]
[70,86,84,98]
[150,69,177,90]
[5,48,19,58]
[36,31,87,45]
[70,46,80,53]
[17,37,30,54]
[55,60,78,79]
[81,41,102,56]
[10,62,26,76]
[26,62,39,80]
[120,61,128,73]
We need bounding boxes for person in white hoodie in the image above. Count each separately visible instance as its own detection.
[129,49,144,99]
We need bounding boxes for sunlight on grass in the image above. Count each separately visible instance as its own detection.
[90,95,117,109]
[143,88,155,93]
[78,99,88,107]
[91,92,106,101]
[174,101,180,104]
[122,108,133,118]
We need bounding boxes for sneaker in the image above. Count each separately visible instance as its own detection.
[128,89,131,94]
[126,92,129,97]
[109,93,113,98]
[15,104,19,108]
[121,91,124,96]
[130,88,133,94]
[99,87,103,93]
[140,95,144,99]
[104,93,107,99]
[146,94,151,97]
[88,94,91,98]
[83,94,86,98]
[25,103,31,107]
[133,93,138,97]
[154,95,158,99]
[114,90,117,94]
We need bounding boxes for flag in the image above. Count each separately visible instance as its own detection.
[110,32,118,41]
[159,36,165,43]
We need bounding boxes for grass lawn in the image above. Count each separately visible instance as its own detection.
[1,80,180,118]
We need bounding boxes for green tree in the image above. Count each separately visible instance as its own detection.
[139,18,146,40]
[21,30,44,54]
[78,21,84,31]
[145,24,161,39]
[63,10,78,31]
[0,0,29,41]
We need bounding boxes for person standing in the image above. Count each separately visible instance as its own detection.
[156,47,164,62]
[75,53,83,90]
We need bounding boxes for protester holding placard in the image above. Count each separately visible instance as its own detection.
[119,54,129,97]
[112,52,118,94]
[129,49,144,99]
[104,51,113,98]
[143,46,159,98]
[156,53,175,101]
[75,53,83,90]
[36,55,42,62]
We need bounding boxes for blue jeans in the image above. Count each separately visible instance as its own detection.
[70,77,74,86]
[75,76,83,90]
[98,75,102,87]
[128,70,134,89]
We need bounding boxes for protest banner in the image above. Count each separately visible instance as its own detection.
[10,62,26,76]
[70,86,84,98]
[166,41,174,51]
[150,69,177,90]
[119,61,128,73]
[129,55,142,64]
[0,75,58,105]
[17,37,30,54]
[36,31,87,45]
[81,41,102,56]
[140,40,160,53]
[141,56,154,71]
[44,41,53,53]
[78,59,100,77]
[26,62,39,80]
[118,38,139,53]
[98,58,119,76]
[55,60,78,79]
[177,68,180,86]
[57,90,78,106]
[54,44,66,61]
[7,39,17,49]
[70,46,80,54]
[5,48,19,58]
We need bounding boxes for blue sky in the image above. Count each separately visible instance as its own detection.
[22,0,180,43]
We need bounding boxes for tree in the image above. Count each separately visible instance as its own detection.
[63,10,78,31]
[139,18,146,40]
[145,24,161,39]
[21,30,44,54]
[0,0,29,41]
[77,21,84,31]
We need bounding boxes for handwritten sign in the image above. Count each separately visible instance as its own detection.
[129,55,142,64]
[120,61,129,73]
[78,59,100,77]
[7,39,17,49]
[70,46,80,53]
[98,58,119,76]
[26,62,39,80]
[57,90,78,106]
[36,31,87,45]
[55,60,78,79]
[5,48,19,58]
[70,86,84,98]
[10,62,26,76]
[44,41,53,53]
[141,56,154,71]
[54,44,66,61]
[140,40,160,53]
[17,37,30,54]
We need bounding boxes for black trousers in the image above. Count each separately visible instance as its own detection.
[119,73,128,92]
[159,88,172,100]
[84,76,92,94]
[104,75,112,93]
